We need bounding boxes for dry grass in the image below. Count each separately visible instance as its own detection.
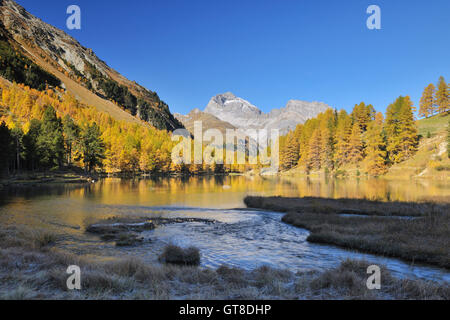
[244,196,450,217]
[245,196,450,268]
[284,212,450,269]
[0,225,448,300]
[159,245,201,266]
[305,259,449,300]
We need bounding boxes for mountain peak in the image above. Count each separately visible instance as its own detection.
[219,91,236,99]
[206,92,260,112]
[209,92,237,107]
[202,93,332,134]
[189,108,202,115]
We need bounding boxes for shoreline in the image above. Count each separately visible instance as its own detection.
[244,196,450,269]
[0,174,90,190]
[0,171,236,190]
[1,169,448,192]
[0,225,448,300]
[276,170,450,181]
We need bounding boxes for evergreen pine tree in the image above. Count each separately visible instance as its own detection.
[23,119,41,171]
[11,126,24,172]
[37,106,65,169]
[79,122,106,173]
[0,121,14,176]
[62,115,80,166]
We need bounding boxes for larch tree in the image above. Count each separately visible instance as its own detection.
[306,129,322,170]
[351,102,375,132]
[385,97,402,163]
[397,96,419,161]
[320,125,334,170]
[334,110,352,167]
[366,112,387,176]
[298,120,318,165]
[419,84,435,118]
[347,123,364,164]
[319,110,336,170]
[280,132,300,171]
[385,96,418,163]
[435,76,449,114]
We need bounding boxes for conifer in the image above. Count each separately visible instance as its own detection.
[347,123,363,163]
[306,129,322,170]
[280,132,300,170]
[385,96,418,163]
[435,76,449,113]
[419,84,435,118]
[366,113,387,176]
[334,110,352,166]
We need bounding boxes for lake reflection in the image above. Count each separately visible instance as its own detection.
[0,176,449,282]
[4,175,448,207]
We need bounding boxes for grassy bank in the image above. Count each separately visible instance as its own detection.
[245,197,450,269]
[0,225,448,300]
[244,196,450,217]
[0,171,91,189]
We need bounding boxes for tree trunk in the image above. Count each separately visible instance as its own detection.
[16,137,20,172]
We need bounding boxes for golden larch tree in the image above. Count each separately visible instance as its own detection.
[419,83,435,118]
[366,112,387,176]
[347,123,364,164]
[435,76,449,114]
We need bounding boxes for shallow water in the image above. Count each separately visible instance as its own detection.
[0,176,449,282]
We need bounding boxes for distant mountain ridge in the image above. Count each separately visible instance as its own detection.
[174,108,236,136]
[0,0,183,131]
[179,92,331,135]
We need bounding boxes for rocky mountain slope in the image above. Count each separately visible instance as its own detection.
[193,92,331,135]
[0,0,183,131]
[174,108,236,136]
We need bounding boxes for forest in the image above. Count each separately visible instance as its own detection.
[0,40,61,91]
[279,76,449,176]
[0,81,237,177]
[0,70,448,178]
[0,106,104,175]
[0,81,176,176]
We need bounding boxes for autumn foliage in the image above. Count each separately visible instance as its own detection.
[0,80,175,174]
[279,98,419,176]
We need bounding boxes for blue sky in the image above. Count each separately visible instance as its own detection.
[16,0,450,115]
